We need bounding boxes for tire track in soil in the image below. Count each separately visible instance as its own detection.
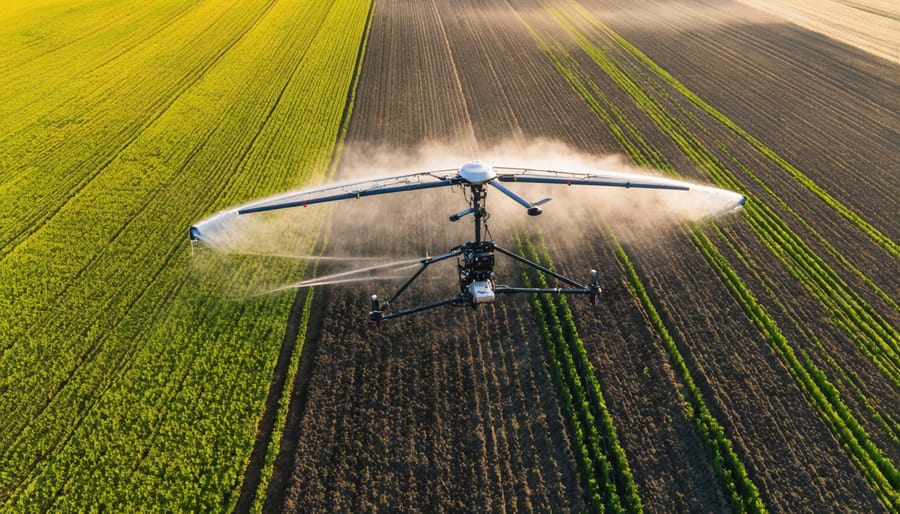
[261,285,330,513]
[234,286,315,513]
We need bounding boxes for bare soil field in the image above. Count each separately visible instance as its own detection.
[259,0,898,512]
[735,0,900,64]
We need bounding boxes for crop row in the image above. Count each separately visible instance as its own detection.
[543,2,898,383]
[693,229,899,510]
[713,144,897,313]
[606,228,766,513]
[247,3,375,508]
[585,12,899,261]
[581,0,898,359]
[517,234,642,513]
[713,223,899,446]
[524,3,897,509]
[544,0,899,453]
[0,0,340,457]
[0,0,372,509]
[520,14,767,512]
[547,18,900,501]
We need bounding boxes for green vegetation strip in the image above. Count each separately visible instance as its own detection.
[607,229,766,513]
[714,223,899,446]
[0,0,280,257]
[714,143,898,313]
[520,17,771,512]
[517,234,642,514]
[0,0,372,510]
[522,6,898,509]
[543,6,899,386]
[693,228,899,510]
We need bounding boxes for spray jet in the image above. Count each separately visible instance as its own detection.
[189,161,745,324]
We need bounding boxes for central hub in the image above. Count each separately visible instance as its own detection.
[459,240,496,303]
[457,161,496,185]
[460,241,495,280]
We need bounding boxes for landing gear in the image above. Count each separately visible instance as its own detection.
[367,182,602,325]
[589,269,601,307]
[368,295,385,328]
[368,242,601,324]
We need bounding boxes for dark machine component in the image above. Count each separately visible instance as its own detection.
[190,161,745,325]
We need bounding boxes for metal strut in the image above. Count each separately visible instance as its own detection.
[472,184,485,243]
[493,245,587,289]
[369,179,601,325]
[371,296,468,324]
[384,249,462,306]
[368,249,462,325]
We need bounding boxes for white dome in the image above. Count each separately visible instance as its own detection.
[457,161,496,185]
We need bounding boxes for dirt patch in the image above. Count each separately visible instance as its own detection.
[735,0,900,64]
[262,0,897,510]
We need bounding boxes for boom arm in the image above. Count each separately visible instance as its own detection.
[495,167,691,191]
[190,169,460,242]
[488,181,551,216]
[239,171,461,214]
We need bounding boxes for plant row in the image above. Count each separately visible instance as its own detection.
[525,6,897,509]
[517,234,642,513]
[713,223,899,446]
[248,286,317,514]
[545,0,899,420]
[693,229,898,510]
[524,18,770,512]
[0,0,274,258]
[544,3,898,386]
[0,0,373,510]
[607,230,766,513]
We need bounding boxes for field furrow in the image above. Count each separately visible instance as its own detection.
[263,0,898,510]
[500,2,891,501]
[0,0,280,255]
[544,0,896,421]
[1,0,372,509]
[5,0,897,510]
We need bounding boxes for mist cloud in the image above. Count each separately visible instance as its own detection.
[190,138,743,295]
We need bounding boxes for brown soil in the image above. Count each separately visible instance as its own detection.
[735,0,900,64]
[261,0,898,511]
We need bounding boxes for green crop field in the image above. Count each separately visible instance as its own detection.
[0,0,372,509]
[3,0,897,512]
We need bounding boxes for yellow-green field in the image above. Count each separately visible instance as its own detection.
[0,0,371,509]
[3,0,898,511]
